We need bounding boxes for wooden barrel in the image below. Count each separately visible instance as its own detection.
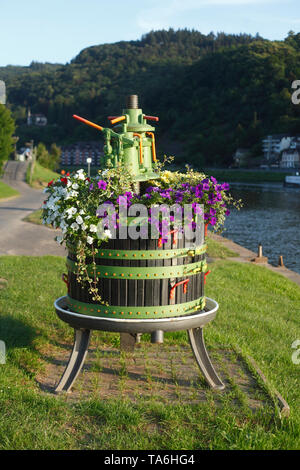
[65,230,208,319]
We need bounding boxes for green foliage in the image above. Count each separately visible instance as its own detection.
[1,29,300,166]
[0,104,15,172]
[36,142,61,171]
[26,160,59,189]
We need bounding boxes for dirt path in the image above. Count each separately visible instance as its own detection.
[0,177,65,257]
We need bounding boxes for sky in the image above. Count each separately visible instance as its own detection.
[0,0,300,67]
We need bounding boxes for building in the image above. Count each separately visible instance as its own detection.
[16,147,32,162]
[262,134,300,167]
[281,149,300,168]
[60,142,103,167]
[27,109,47,126]
[262,134,289,160]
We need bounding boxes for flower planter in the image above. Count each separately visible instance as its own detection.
[65,230,208,320]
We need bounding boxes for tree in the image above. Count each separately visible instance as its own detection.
[36,141,61,171]
[0,104,15,173]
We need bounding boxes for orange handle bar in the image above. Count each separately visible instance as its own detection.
[62,273,69,288]
[133,133,143,164]
[144,115,159,122]
[73,114,104,131]
[205,223,209,237]
[169,279,189,300]
[158,229,178,248]
[204,270,211,284]
[146,132,157,162]
[110,115,126,125]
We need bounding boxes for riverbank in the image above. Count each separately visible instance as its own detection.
[209,230,300,287]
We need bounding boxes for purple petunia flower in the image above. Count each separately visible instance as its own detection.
[210,217,217,226]
[89,183,94,191]
[221,182,230,191]
[225,209,231,216]
[209,208,216,216]
[98,180,107,190]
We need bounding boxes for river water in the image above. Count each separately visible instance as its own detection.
[222,183,300,274]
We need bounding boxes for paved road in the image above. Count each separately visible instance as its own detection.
[0,162,65,256]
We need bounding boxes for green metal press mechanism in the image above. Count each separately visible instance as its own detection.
[73,94,158,181]
[54,95,224,394]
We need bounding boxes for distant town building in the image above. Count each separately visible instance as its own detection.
[262,134,300,168]
[60,142,103,167]
[281,149,300,168]
[27,108,47,126]
[16,147,32,162]
[262,134,289,160]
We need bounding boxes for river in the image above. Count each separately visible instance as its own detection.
[222,183,300,274]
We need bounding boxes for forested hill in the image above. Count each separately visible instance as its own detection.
[2,29,300,166]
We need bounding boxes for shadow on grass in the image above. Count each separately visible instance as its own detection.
[0,315,37,349]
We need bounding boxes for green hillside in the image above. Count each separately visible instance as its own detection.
[2,29,300,166]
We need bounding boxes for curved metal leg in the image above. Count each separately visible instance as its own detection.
[188,327,225,390]
[55,329,91,393]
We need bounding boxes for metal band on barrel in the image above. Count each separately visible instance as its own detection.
[67,243,207,260]
[66,295,206,319]
[66,257,208,279]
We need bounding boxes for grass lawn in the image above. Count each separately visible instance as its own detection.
[0,249,299,450]
[206,234,238,259]
[23,208,44,226]
[0,181,20,200]
[27,162,60,189]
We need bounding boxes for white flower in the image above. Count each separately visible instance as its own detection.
[72,183,79,190]
[71,222,79,231]
[55,236,63,244]
[66,207,77,219]
[86,236,94,244]
[76,215,83,225]
[104,229,112,239]
[76,169,86,180]
[89,224,98,232]
[79,209,85,215]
